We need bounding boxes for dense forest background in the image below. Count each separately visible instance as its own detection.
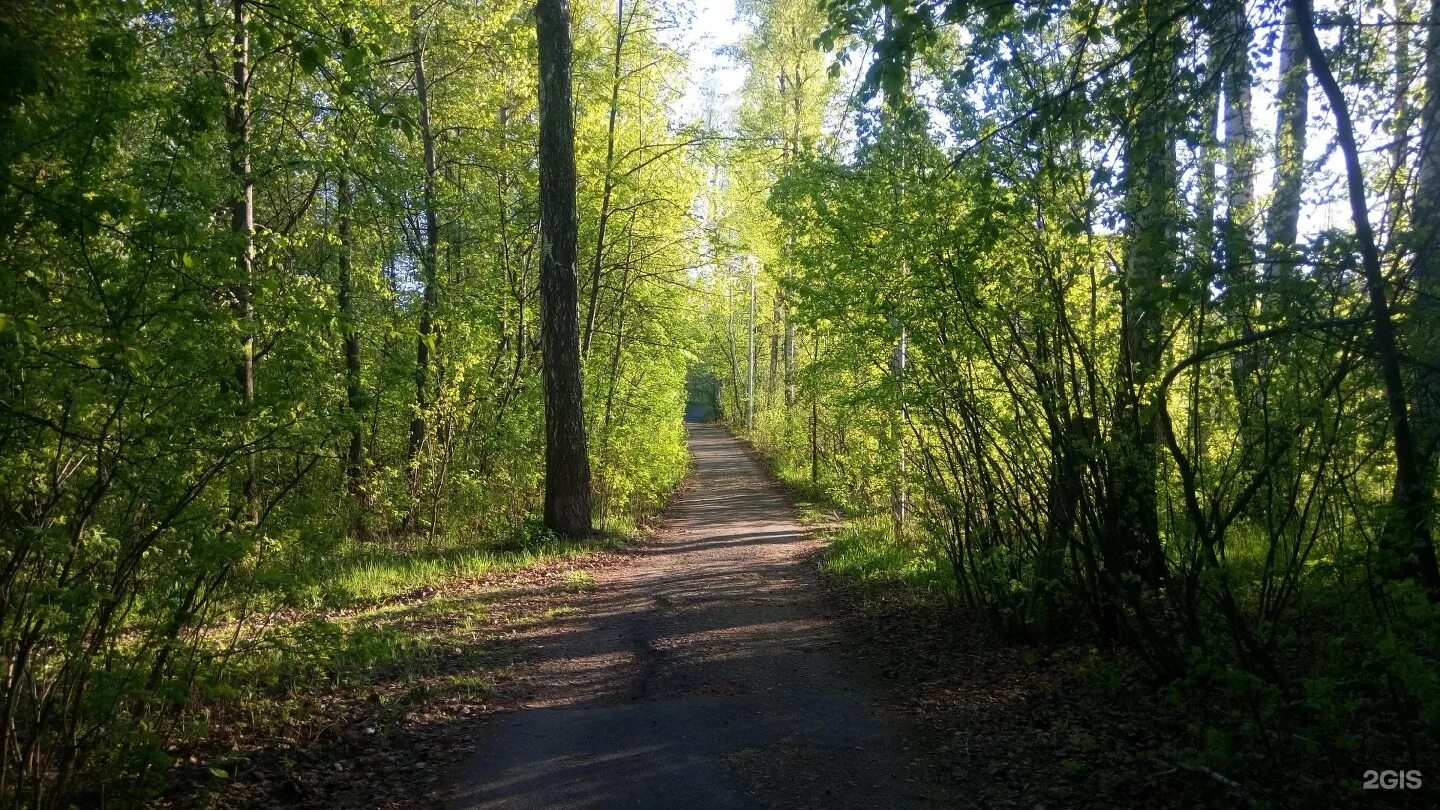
[697,0,1440,799]
[2,0,702,803]
[5,0,1440,804]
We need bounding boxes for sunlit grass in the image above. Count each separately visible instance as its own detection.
[320,539,603,606]
[559,569,597,591]
[261,529,620,610]
[822,516,957,599]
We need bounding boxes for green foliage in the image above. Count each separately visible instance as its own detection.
[0,0,702,804]
[823,518,956,598]
[705,0,1440,795]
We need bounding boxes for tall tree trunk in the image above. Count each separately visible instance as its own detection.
[338,173,365,506]
[1388,0,1418,224]
[768,290,780,403]
[408,10,440,478]
[1109,0,1178,595]
[1295,0,1440,593]
[537,0,594,537]
[1265,4,1308,273]
[1221,0,1255,286]
[1408,0,1440,568]
[228,0,258,524]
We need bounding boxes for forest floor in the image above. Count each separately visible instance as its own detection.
[173,423,1418,809]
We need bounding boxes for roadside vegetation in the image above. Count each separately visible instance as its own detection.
[700,0,1440,802]
[1,0,695,804]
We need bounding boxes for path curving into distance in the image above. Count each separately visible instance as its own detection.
[443,423,953,809]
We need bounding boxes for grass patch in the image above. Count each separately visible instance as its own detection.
[184,528,622,778]
[218,594,496,701]
[559,569,597,591]
[728,418,956,602]
[822,517,957,600]
[275,530,619,610]
[506,604,582,630]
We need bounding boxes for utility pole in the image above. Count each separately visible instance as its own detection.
[747,257,757,432]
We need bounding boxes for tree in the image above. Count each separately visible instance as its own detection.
[1107,0,1181,608]
[1265,3,1308,269]
[407,5,441,489]
[1293,0,1440,593]
[228,0,258,524]
[1411,0,1440,555]
[536,0,593,537]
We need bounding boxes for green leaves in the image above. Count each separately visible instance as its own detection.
[297,42,327,74]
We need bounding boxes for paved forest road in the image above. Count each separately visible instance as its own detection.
[443,423,953,809]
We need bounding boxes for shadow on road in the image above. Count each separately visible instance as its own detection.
[440,424,956,809]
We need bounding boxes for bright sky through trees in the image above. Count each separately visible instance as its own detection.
[671,0,746,120]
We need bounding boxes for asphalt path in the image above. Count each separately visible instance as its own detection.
[445,423,951,809]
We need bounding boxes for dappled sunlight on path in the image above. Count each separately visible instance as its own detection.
[441,424,954,809]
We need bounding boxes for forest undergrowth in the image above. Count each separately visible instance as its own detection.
[735,427,1440,807]
[155,529,640,809]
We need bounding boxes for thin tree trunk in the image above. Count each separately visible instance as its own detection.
[408,9,440,478]
[782,57,801,413]
[726,286,743,420]
[1109,0,1179,596]
[747,266,756,431]
[1266,4,1308,273]
[783,307,795,408]
[338,173,365,505]
[768,290,780,403]
[810,334,820,483]
[1197,40,1219,283]
[228,0,258,524]
[537,0,594,537]
[582,0,627,359]
[889,317,907,540]
[499,105,526,370]
[1295,0,1440,593]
